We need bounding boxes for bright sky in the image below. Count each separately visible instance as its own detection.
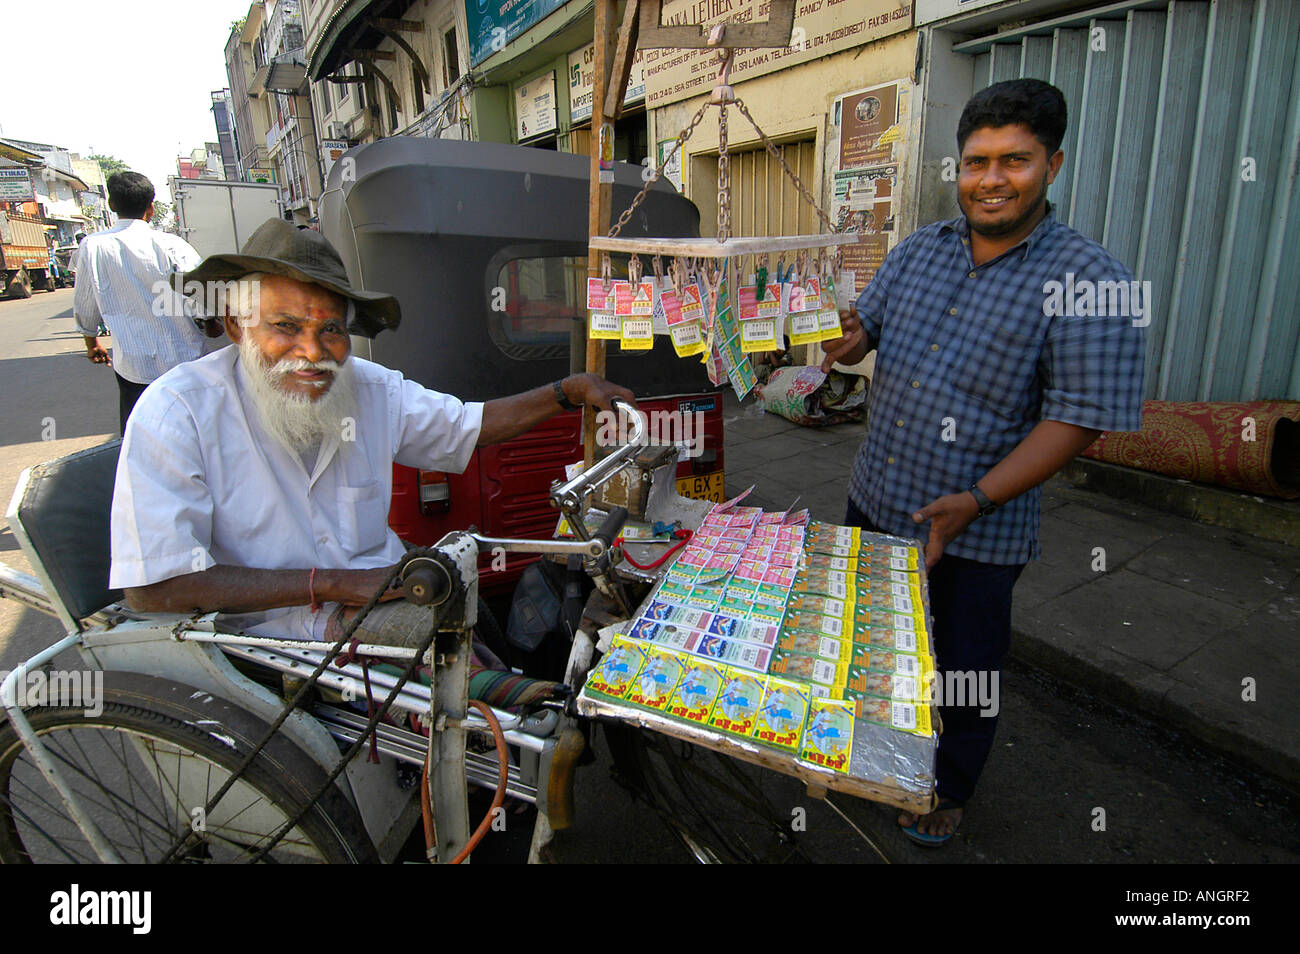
[0,0,253,202]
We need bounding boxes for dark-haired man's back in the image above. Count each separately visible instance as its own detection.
[73,217,206,433]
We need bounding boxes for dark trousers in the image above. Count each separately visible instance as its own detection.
[845,498,1025,804]
[115,372,148,435]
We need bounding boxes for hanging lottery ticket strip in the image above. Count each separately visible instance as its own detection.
[586,39,862,401]
[576,492,938,813]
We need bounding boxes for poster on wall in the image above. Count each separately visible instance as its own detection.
[830,79,911,297]
[657,138,684,193]
[569,42,646,123]
[516,72,557,140]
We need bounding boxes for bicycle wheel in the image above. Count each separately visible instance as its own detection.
[0,672,378,864]
[603,722,895,864]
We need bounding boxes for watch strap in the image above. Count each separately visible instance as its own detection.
[553,380,579,411]
[969,483,998,518]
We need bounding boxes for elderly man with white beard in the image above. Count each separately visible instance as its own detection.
[108,219,632,652]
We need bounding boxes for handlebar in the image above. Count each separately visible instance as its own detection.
[550,398,646,514]
[592,506,629,551]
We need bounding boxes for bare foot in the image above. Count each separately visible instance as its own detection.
[898,801,964,839]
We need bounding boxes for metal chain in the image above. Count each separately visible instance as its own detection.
[608,99,712,239]
[717,103,731,243]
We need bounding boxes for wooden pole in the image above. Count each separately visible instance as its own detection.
[584,0,623,465]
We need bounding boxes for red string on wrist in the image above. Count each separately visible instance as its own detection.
[309,567,321,612]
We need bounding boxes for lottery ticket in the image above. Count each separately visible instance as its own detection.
[584,637,647,698]
[588,312,620,340]
[800,698,854,773]
[705,613,779,647]
[767,650,847,690]
[585,278,618,311]
[625,647,685,710]
[775,630,849,662]
[666,659,727,724]
[844,668,921,701]
[670,321,705,356]
[708,669,767,736]
[753,678,811,751]
[683,631,771,672]
[640,601,713,630]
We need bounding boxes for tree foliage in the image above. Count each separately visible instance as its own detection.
[88,153,130,180]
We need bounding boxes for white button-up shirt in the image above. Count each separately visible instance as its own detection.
[109,346,484,640]
[73,218,206,385]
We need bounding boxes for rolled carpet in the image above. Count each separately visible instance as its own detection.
[1082,400,1300,499]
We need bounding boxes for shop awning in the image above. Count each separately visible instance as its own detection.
[307,0,418,82]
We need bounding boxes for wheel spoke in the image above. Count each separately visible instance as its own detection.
[0,788,91,862]
[61,726,169,854]
[6,725,308,862]
[36,733,180,841]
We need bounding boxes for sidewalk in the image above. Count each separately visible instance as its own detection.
[719,392,1300,791]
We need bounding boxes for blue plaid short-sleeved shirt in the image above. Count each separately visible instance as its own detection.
[848,207,1146,565]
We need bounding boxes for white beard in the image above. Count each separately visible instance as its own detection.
[238,335,357,456]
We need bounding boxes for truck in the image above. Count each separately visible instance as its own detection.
[0,209,56,298]
[167,177,284,259]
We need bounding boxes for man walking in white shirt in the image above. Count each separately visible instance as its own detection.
[73,172,219,432]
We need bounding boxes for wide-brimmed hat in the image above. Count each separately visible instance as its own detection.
[176,218,400,337]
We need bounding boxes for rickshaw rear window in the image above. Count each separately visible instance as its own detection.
[488,253,644,361]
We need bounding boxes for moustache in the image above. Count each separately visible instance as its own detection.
[271,357,343,377]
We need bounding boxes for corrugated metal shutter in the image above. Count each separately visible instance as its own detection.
[959,0,1300,401]
[690,138,819,238]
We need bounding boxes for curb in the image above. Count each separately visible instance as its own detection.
[1061,458,1300,546]
[1010,625,1300,795]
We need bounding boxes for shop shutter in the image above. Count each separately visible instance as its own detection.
[690,137,820,239]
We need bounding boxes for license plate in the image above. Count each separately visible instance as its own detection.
[677,472,725,503]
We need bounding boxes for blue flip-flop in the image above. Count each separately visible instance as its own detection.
[900,799,964,847]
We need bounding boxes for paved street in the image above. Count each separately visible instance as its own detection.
[0,289,119,680]
[0,289,1295,864]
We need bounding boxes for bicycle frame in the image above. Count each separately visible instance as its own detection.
[0,400,680,863]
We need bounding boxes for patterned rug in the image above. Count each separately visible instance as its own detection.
[1082,401,1300,499]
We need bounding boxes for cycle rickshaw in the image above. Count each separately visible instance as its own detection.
[0,396,935,864]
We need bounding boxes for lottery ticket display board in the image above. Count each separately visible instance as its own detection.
[577,496,938,811]
[587,266,847,402]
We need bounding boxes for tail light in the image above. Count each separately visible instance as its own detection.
[418,470,450,515]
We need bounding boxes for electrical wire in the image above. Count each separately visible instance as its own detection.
[618,528,693,570]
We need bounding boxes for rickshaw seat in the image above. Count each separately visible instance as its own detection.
[11,439,123,625]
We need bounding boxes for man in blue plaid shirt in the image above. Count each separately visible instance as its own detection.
[822,79,1146,846]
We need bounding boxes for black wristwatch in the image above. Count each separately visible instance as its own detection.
[553,379,580,411]
[968,483,999,519]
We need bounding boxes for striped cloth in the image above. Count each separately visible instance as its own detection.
[468,667,565,708]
